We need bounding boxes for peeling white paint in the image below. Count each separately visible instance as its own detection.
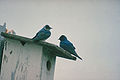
[0,38,56,80]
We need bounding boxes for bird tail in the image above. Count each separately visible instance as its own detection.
[77,55,83,60]
[73,52,83,60]
[32,36,39,42]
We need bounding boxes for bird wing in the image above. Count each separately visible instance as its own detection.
[60,40,75,51]
[32,31,45,39]
[60,40,82,60]
[67,40,76,49]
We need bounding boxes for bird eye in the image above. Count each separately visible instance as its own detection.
[46,26,50,29]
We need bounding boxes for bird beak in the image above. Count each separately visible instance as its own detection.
[50,27,52,29]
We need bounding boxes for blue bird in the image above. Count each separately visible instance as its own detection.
[59,35,82,60]
[32,25,52,41]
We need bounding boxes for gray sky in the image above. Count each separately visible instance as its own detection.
[0,0,120,80]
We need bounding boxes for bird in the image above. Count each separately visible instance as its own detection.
[32,25,52,42]
[58,35,82,60]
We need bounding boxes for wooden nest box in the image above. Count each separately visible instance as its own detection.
[0,32,76,80]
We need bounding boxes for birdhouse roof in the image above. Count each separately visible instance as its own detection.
[1,32,76,61]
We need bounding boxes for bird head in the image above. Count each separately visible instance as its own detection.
[58,35,67,41]
[44,25,52,30]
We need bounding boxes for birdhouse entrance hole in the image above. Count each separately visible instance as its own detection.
[46,60,51,71]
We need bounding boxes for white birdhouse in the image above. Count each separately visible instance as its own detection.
[0,32,76,80]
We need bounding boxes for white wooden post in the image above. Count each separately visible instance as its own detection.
[0,22,6,73]
[0,33,76,80]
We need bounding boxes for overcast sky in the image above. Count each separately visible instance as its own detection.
[0,0,120,80]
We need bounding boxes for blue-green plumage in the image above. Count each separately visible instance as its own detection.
[32,25,52,41]
[59,35,82,60]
